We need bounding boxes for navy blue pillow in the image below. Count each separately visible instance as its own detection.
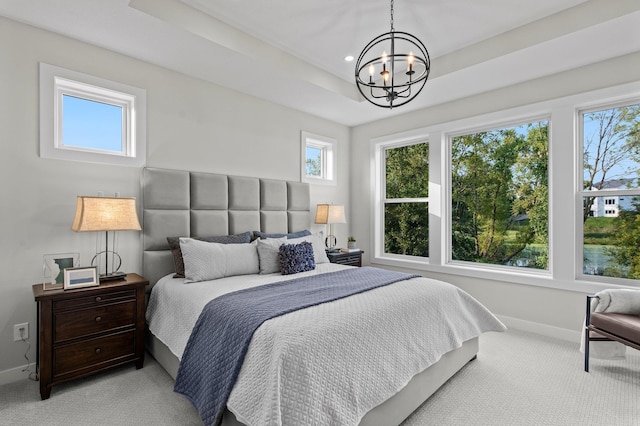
[278,241,316,275]
[253,229,311,240]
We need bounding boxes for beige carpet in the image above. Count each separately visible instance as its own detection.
[0,329,638,425]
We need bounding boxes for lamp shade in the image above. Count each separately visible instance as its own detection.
[314,204,346,225]
[72,196,141,232]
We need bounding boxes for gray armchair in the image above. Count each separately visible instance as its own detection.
[584,294,640,372]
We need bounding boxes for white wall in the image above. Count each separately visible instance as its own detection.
[350,51,640,339]
[0,17,350,381]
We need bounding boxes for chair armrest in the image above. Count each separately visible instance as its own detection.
[585,295,600,327]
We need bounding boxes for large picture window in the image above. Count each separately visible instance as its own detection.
[381,141,429,258]
[450,121,549,270]
[580,102,640,280]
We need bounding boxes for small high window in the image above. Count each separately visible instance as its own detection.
[39,63,146,167]
[301,131,336,185]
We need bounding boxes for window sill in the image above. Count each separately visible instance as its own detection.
[371,255,639,294]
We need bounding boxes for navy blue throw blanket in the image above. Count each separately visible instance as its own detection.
[174,266,420,426]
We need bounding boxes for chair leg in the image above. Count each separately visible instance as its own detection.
[584,327,590,372]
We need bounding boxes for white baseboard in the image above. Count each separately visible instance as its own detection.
[497,315,581,343]
[0,363,36,386]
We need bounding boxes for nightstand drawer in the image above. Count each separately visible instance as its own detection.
[54,300,136,343]
[332,254,361,264]
[53,330,136,377]
[53,290,135,311]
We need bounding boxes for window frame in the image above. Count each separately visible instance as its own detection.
[39,63,146,167]
[381,139,430,261]
[369,81,640,293]
[373,131,431,266]
[300,131,336,185]
[445,116,551,274]
[575,97,640,284]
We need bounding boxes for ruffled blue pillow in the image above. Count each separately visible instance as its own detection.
[278,241,316,275]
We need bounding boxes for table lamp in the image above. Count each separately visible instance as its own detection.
[72,196,141,281]
[314,204,346,252]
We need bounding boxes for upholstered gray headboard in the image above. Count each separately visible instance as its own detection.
[142,167,310,288]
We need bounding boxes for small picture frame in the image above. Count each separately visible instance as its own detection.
[63,266,99,290]
[43,253,80,291]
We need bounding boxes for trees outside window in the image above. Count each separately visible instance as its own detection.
[301,131,336,185]
[450,121,549,269]
[383,142,429,257]
[581,102,640,279]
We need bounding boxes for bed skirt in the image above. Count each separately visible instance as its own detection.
[146,330,479,426]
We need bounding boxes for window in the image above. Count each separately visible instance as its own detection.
[39,63,146,166]
[301,131,336,185]
[378,141,429,259]
[370,82,640,290]
[449,121,549,270]
[580,101,640,280]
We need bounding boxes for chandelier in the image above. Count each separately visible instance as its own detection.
[355,0,430,109]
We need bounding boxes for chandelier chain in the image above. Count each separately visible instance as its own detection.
[390,0,394,32]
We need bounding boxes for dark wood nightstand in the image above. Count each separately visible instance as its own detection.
[326,250,364,267]
[32,273,147,400]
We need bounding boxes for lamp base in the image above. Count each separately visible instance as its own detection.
[99,271,127,282]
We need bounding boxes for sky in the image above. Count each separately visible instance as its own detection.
[62,95,123,152]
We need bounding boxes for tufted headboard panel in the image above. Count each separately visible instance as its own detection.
[142,167,310,288]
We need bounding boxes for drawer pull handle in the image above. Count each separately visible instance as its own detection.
[95,296,102,302]
[95,348,101,354]
[95,316,102,322]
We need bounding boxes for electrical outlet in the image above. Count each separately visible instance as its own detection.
[13,323,28,342]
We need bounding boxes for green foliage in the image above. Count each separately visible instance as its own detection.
[605,199,640,279]
[583,217,616,245]
[384,143,429,257]
[306,157,321,177]
[451,123,549,269]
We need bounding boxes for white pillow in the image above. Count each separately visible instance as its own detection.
[595,289,640,315]
[256,237,287,274]
[287,232,330,264]
[179,238,259,283]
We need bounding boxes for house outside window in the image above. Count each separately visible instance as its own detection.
[39,63,146,167]
[449,121,549,270]
[580,101,640,280]
[301,131,336,185]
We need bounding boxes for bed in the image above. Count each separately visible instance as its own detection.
[142,167,506,426]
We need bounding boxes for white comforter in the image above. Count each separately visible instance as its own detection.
[147,263,505,426]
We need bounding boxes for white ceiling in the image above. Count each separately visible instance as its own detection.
[2,0,640,126]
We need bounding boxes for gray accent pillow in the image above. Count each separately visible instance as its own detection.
[256,237,287,274]
[287,232,330,264]
[167,231,252,278]
[253,229,311,240]
[179,238,259,283]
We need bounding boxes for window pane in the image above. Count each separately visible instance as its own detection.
[451,122,549,269]
[582,103,640,219]
[62,95,123,152]
[385,143,428,198]
[384,202,428,257]
[305,146,322,177]
[583,104,640,191]
[583,195,640,278]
